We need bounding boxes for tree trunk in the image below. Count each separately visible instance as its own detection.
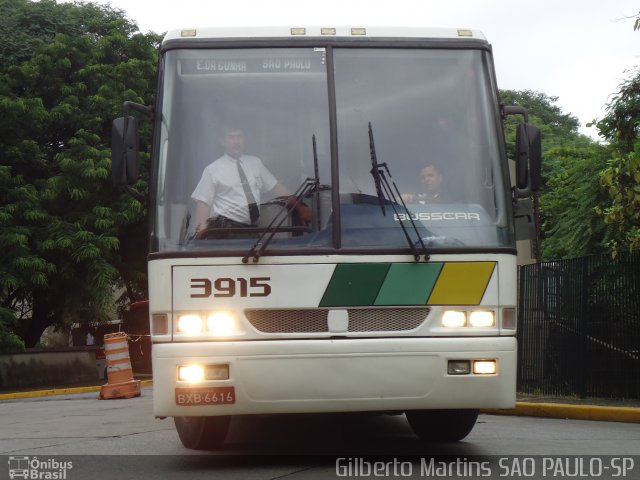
[21,290,65,348]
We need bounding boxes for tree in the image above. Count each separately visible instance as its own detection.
[500,90,584,148]
[540,144,620,259]
[595,68,640,254]
[595,72,640,154]
[597,146,640,254]
[499,90,615,259]
[0,0,160,349]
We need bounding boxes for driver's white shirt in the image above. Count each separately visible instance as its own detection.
[191,153,278,224]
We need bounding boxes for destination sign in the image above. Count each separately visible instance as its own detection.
[180,54,325,75]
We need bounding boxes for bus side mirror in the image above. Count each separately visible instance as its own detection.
[111,116,139,186]
[515,123,541,198]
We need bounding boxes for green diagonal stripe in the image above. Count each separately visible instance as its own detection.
[374,262,444,305]
[320,264,390,307]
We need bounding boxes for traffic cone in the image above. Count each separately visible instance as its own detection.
[99,332,141,400]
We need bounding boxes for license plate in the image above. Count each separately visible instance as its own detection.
[175,387,235,406]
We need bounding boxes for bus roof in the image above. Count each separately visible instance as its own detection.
[162,26,487,44]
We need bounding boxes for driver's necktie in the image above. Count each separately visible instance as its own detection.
[236,160,259,225]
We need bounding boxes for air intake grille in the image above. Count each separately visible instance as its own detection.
[244,309,328,333]
[347,307,430,332]
[244,308,430,333]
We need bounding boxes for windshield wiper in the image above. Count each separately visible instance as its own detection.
[311,134,322,232]
[242,135,320,263]
[369,124,387,216]
[368,122,430,261]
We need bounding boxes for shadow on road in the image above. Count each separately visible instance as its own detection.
[215,411,487,457]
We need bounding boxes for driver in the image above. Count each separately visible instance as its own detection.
[401,161,453,204]
[191,126,311,237]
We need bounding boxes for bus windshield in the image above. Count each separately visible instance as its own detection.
[154,46,512,254]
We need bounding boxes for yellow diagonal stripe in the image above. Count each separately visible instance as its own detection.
[427,262,495,305]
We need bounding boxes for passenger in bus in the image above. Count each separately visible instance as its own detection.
[191,126,311,238]
[401,161,454,204]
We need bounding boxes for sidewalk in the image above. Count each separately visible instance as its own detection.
[1,383,639,423]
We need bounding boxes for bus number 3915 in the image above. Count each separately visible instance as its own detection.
[190,277,271,298]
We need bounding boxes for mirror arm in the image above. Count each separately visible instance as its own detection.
[501,105,529,123]
[123,101,154,119]
[125,185,146,204]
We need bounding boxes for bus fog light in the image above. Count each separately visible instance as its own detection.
[178,365,205,382]
[469,311,495,327]
[473,360,497,375]
[205,364,230,380]
[448,360,471,375]
[177,314,204,334]
[207,311,241,335]
[442,310,466,327]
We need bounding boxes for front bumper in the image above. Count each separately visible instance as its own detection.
[152,336,516,417]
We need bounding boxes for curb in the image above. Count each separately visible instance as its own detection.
[0,380,153,400]
[482,402,640,424]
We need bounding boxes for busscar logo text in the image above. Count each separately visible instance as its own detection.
[394,212,481,221]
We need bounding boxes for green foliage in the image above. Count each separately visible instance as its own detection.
[540,145,619,259]
[597,144,640,255]
[0,305,25,353]
[594,68,640,254]
[500,89,614,260]
[0,0,160,346]
[501,90,581,135]
[595,71,640,153]
[500,90,586,153]
[0,0,137,69]
[0,309,25,354]
[503,79,640,258]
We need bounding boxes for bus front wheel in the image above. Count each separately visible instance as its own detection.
[405,409,478,442]
[174,416,231,450]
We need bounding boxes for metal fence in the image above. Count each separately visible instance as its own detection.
[517,252,640,399]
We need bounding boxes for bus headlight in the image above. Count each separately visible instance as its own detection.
[442,310,495,328]
[442,310,466,327]
[176,311,244,336]
[207,311,240,335]
[469,311,495,327]
[177,314,204,334]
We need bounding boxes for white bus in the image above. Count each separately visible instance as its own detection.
[112,25,541,450]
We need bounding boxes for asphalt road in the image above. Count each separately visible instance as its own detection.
[1,386,639,479]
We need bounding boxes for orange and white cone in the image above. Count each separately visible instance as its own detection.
[99,332,141,400]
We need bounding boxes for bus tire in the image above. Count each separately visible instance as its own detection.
[405,409,478,442]
[174,416,231,450]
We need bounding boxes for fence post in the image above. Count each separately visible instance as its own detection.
[578,258,588,398]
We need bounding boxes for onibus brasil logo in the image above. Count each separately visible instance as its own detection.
[8,456,73,479]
